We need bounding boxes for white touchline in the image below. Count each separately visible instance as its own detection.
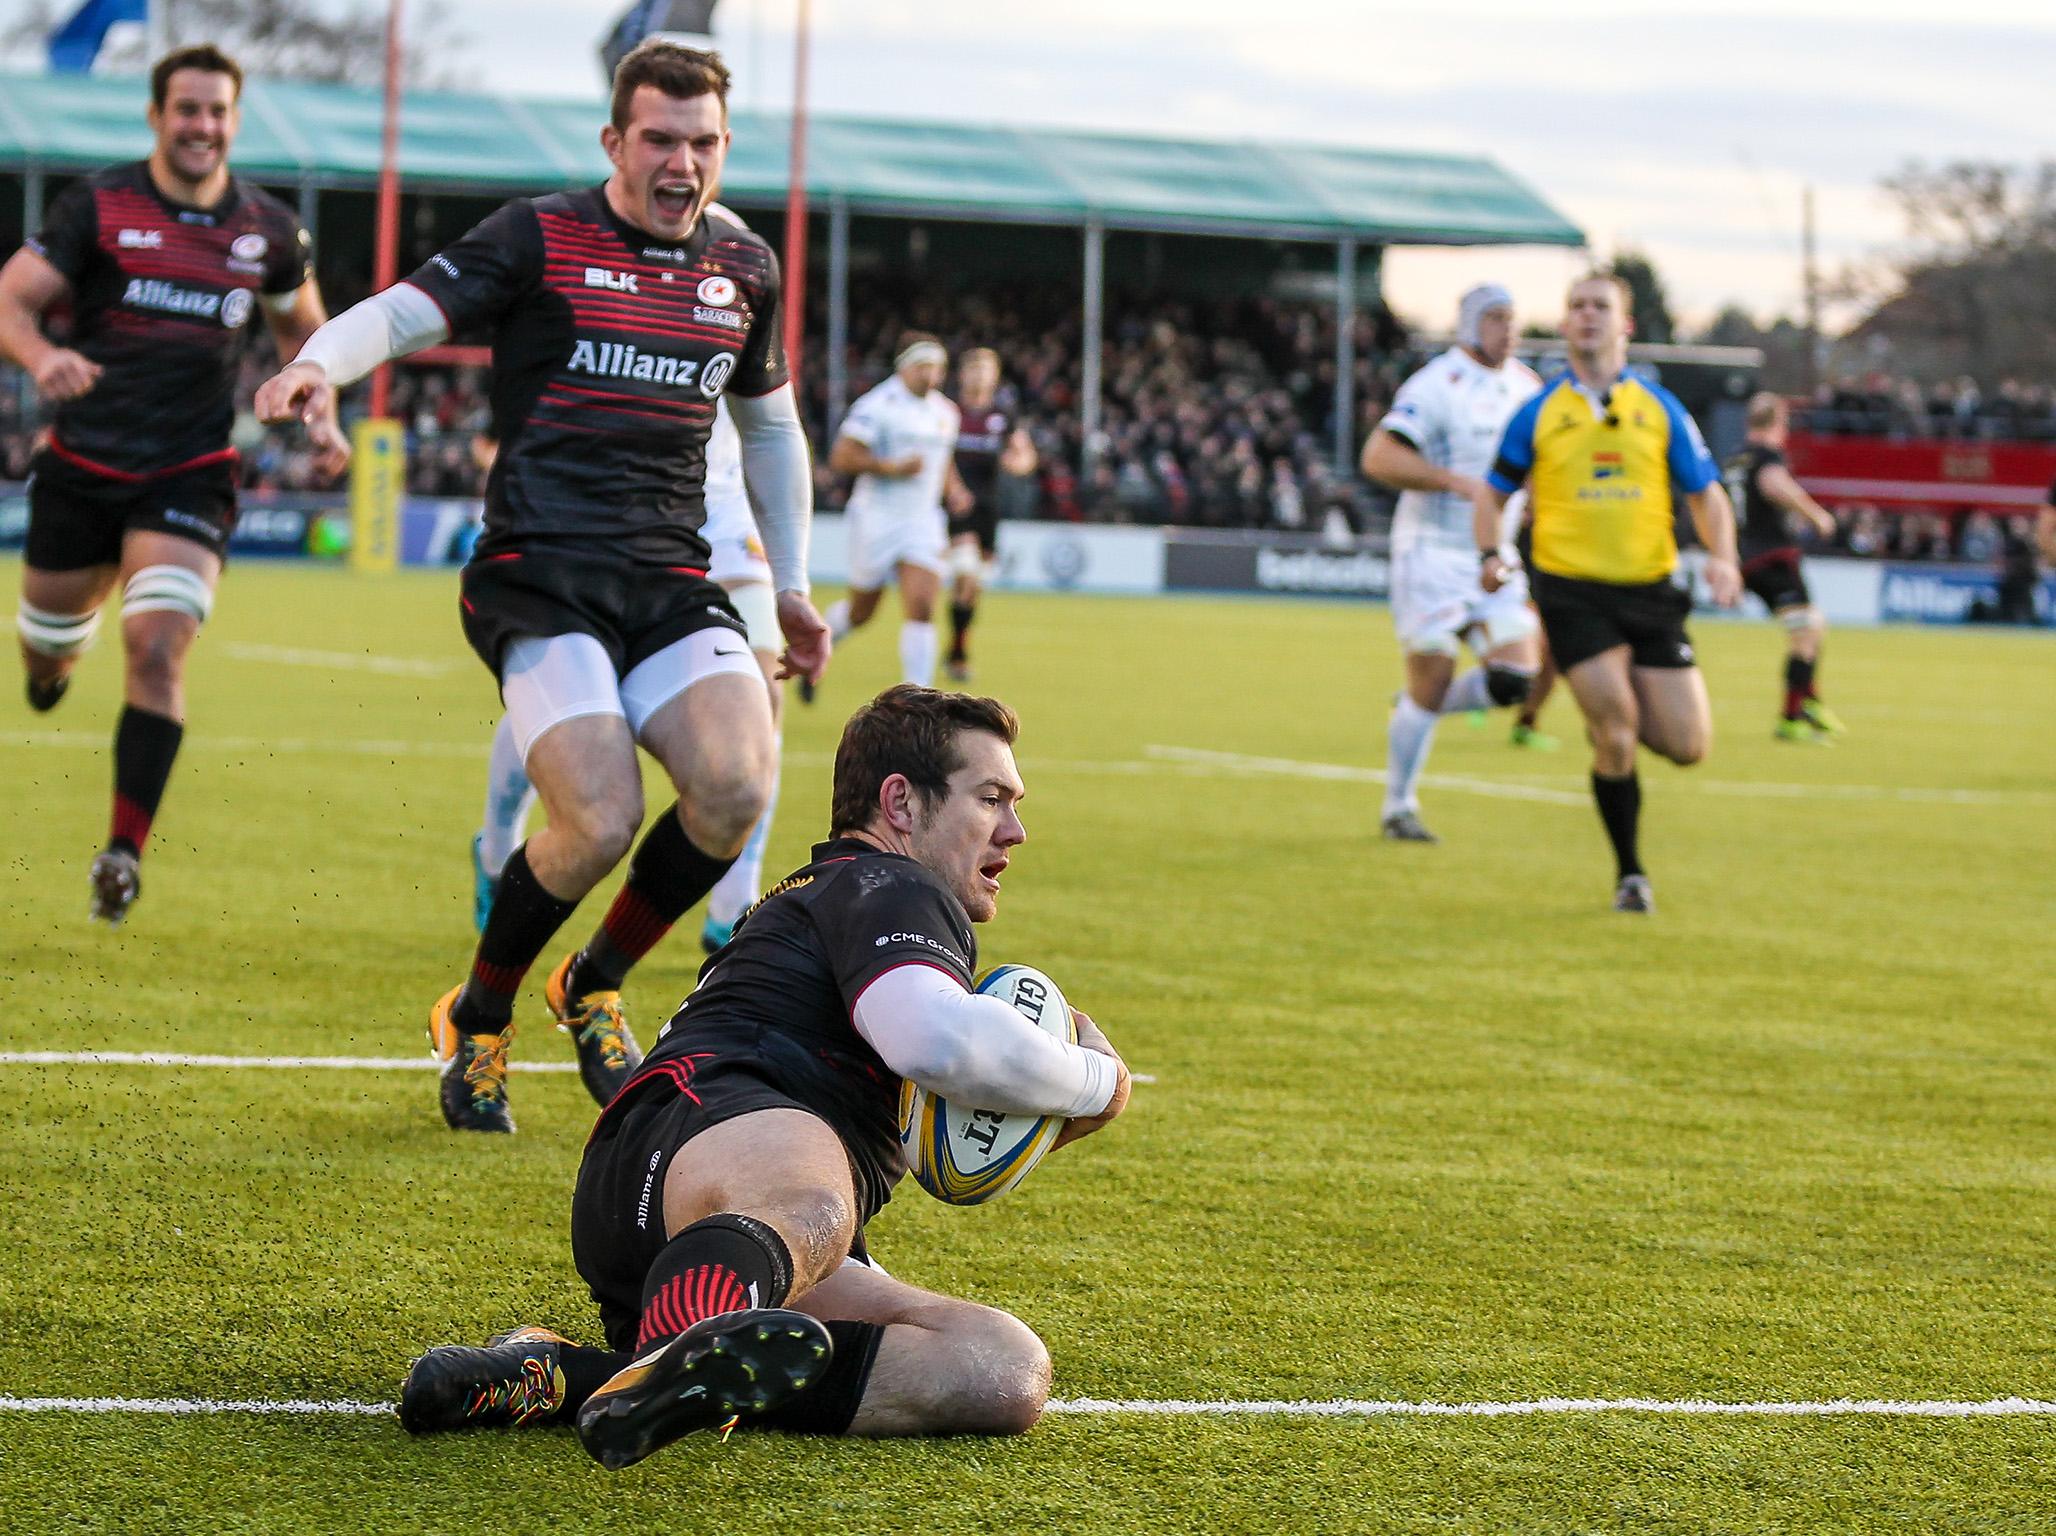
[0,1051,1157,1084]
[1,1395,2049,1419]
[0,1051,578,1074]
[220,643,463,678]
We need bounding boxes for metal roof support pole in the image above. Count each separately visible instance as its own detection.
[298,174,321,249]
[1332,236,1357,476]
[826,195,850,430]
[24,167,44,236]
[1081,216,1105,486]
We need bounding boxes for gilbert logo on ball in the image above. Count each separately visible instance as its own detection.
[899,966,1075,1205]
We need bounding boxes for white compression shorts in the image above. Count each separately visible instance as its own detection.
[499,629,762,762]
[1390,543,1538,658]
[844,503,948,592]
[722,578,780,656]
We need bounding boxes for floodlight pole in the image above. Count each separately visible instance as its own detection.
[826,194,850,427]
[369,0,405,419]
[1332,237,1357,476]
[781,0,812,379]
[1080,217,1104,487]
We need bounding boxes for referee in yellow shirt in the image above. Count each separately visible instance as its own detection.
[1472,271,1741,912]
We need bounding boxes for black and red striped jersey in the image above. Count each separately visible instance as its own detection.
[26,161,311,477]
[403,188,787,567]
[951,402,1014,505]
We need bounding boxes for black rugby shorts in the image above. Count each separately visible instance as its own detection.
[1530,568,1696,672]
[947,500,1000,558]
[25,449,238,571]
[571,1061,874,1352]
[1742,550,1811,614]
[459,552,746,683]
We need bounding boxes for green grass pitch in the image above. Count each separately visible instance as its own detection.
[2,558,2052,1533]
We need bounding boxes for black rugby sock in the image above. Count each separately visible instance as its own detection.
[567,807,732,998]
[109,705,184,857]
[1591,771,1643,880]
[758,1320,886,1435]
[552,1344,630,1419]
[1785,653,1818,715]
[948,601,975,662]
[455,846,578,1032]
[635,1213,794,1352]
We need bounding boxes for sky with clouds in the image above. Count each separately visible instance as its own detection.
[55,0,2056,331]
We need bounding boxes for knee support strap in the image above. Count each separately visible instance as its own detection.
[122,565,215,624]
[1485,664,1535,707]
[17,600,102,658]
[1779,604,1821,634]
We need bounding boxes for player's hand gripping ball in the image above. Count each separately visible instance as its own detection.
[898,966,1074,1205]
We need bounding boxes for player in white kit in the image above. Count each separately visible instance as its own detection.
[816,333,964,692]
[1360,284,1545,843]
[472,401,792,952]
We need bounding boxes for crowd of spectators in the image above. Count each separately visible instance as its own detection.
[1798,373,2056,441]
[5,304,2051,569]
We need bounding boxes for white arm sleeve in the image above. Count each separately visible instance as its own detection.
[727,383,814,594]
[292,282,449,388]
[852,964,1116,1119]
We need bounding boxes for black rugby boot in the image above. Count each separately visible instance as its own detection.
[576,1309,833,1470]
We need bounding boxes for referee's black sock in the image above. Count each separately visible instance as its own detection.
[1591,771,1643,880]
[948,601,975,662]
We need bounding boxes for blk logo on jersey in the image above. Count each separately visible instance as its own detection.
[117,228,163,249]
[585,266,640,294]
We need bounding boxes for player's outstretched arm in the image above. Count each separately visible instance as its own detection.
[255,284,450,473]
[1687,483,1743,606]
[853,964,1120,1121]
[1759,462,1837,541]
[1362,428,1480,500]
[0,249,100,401]
[261,281,349,481]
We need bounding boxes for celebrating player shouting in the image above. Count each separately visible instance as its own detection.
[1473,272,1740,912]
[257,42,828,1132]
[399,686,1129,1466]
[1361,283,1545,843]
[0,45,334,924]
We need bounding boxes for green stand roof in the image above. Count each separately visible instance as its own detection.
[0,71,1583,247]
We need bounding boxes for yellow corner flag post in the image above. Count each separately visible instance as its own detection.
[349,418,405,574]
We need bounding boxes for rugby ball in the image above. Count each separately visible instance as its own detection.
[898,965,1075,1206]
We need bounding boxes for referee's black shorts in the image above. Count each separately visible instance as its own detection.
[1530,568,1696,672]
[571,1062,873,1352]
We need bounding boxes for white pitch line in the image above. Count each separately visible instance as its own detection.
[1145,745,2050,809]
[0,1051,1156,1084]
[220,642,462,678]
[1145,745,1588,806]
[0,1051,576,1074]
[5,729,489,760]
[2,1394,2049,1420]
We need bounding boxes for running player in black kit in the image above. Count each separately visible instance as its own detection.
[944,348,1035,682]
[396,686,1129,1467]
[257,42,829,1133]
[0,45,335,924]
[1723,393,1844,742]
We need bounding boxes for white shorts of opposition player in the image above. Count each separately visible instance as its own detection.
[845,503,948,592]
[1391,543,1538,657]
[706,529,779,655]
[499,629,762,762]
